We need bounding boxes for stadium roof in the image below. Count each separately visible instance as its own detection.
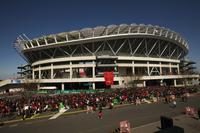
[14,24,189,53]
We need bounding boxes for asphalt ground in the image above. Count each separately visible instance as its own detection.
[0,95,200,133]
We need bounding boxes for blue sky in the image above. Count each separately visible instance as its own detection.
[0,0,199,79]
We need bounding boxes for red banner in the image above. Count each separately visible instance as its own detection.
[104,72,114,86]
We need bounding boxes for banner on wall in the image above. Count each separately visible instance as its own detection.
[104,71,114,86]
[79,68,86,77]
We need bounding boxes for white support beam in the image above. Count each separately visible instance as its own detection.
[165,30,169,37]
[128,26,131,33]
[177,52,182,59]
[107,41,116,55]
[82,44,93,55]
[94,42,104,53]
[177,64,180,74]
[169,48,177,58]
[92,83,95,90]
[170,32,173,39]
[116,40,126,54]
[92,61,95,78]
[65,34,68,41]
[147,40,158,56]
[137,26,140,33]
[39,65,41,79]
[147,61,150,76]
[44,38,48,45]
[159,29,163,36]
[145,26,149,33]
[70,62,72,79]
[32,70,35,79]
[71,45,79,56]
[132,61,135,75]
[128,39,133,55]
[132,39,144,55]
[174,79,177,86]
[51,64,53,79]
[159,44,168,57]
[23,34,34,48]
[36,40,40,46]
[159,62,162,75]
[61,83,64,91]
[54,36,58,43]
[169,63,172,73]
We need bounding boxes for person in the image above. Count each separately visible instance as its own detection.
[98,110,103,119]
[109,102,113,109]
[135,97,141,105]
[170,100,176,108]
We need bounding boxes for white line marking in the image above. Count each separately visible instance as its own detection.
[133,121,160,130]
[9,124,18,127]
[25,122,33,125]
[49,109,67,120]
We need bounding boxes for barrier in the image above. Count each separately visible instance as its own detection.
[36,89,113,94]
[160,116,173,129]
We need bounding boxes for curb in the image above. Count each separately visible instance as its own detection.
[1,103,132,124]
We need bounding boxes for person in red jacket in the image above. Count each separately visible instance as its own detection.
[98,110,103,119]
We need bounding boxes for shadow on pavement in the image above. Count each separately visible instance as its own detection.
[154,126,184,133]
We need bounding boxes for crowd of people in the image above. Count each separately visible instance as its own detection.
[0,86,199,120]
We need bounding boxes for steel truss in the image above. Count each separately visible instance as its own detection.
[23,38,184,63]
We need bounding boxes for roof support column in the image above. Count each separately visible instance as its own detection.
[132,61,135,75]
[143,81,146,87]
[32,70,35,79]
[177,64,180,74]
[92,61,95,78]
[37,84,40,91]
[61,83,65,91]
[39,65,41,79]
[92,83,95,90]
[169,63,172,74]
[51,63,53,79]
[70,61,72,79]
[147,61,150,76]
[174,79,177,87]
[159,62,162,75]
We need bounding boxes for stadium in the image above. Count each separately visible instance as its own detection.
[2,23,198,91]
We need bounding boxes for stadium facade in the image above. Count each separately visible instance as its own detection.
[11,24,199,90]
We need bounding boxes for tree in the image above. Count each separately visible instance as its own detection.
[21,78,40,100]
[123,73,142,89]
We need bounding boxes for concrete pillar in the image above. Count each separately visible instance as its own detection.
[37,84,40,90]
[143,81,146,87]
[169,63,172,74]
[32,70,35,79]
[174,79,177,87]
[147,62,150,76]
[177,64,180,74]
[51,63,53,79]
[92,61,95,78]
[70,61,72,79]
[160,80,163,86]
[119,80,123,85]
[132,61,135,75]
[159,62,162,75]
[39,65,41,79]
[61,83,65,91]
[92,83,95,90]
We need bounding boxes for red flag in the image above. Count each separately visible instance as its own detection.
[104,72,114,86]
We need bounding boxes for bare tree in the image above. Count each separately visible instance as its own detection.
[21,78,40,100]
[123,73,142,89]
